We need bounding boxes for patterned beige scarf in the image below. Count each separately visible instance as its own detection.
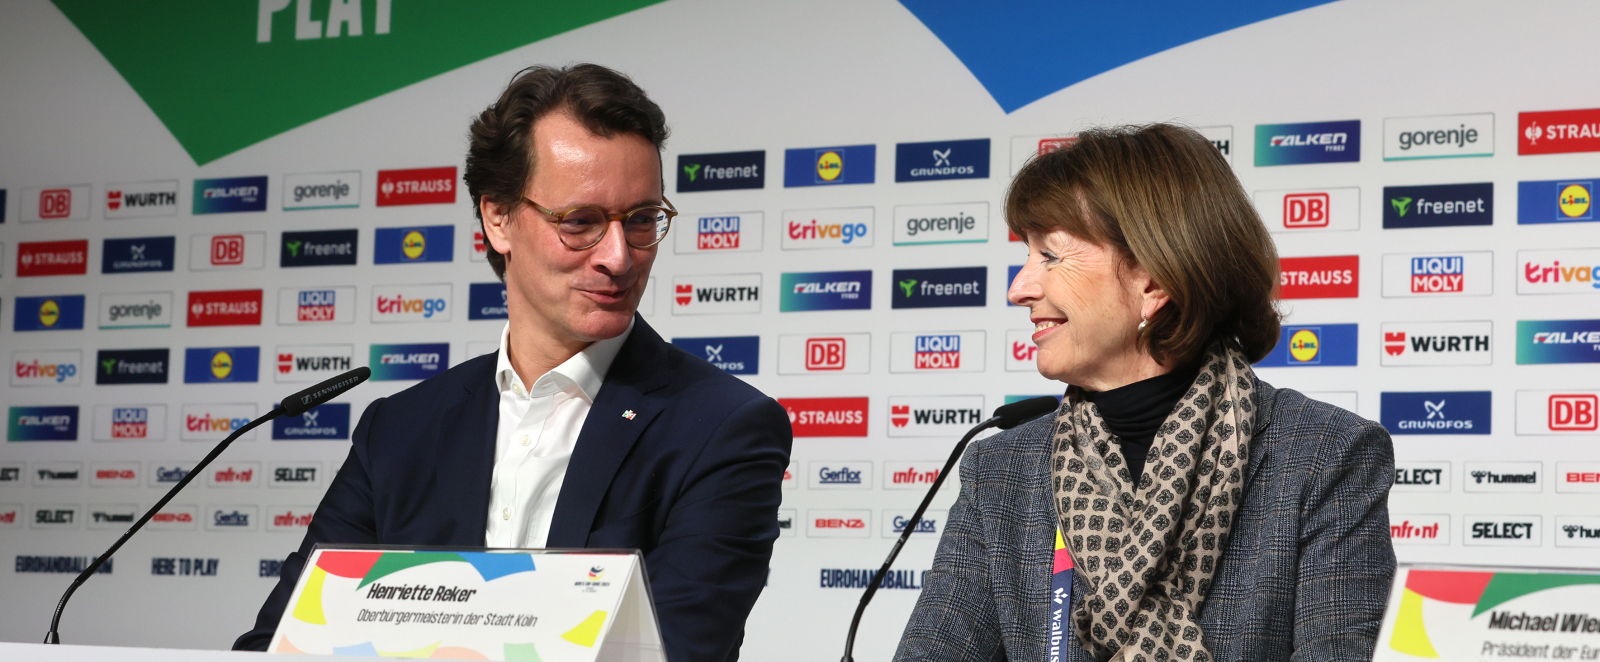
[1050,343,1256,662]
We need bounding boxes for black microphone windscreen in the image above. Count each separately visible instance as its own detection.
[992,396,1059,430]
[281,367,371,417]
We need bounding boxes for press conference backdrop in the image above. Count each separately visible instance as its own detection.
[2,0,1598,657]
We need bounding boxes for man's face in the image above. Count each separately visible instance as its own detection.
[483,111,662,347]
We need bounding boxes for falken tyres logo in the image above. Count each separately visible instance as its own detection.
[1517,319,1600,364]
[374,225,454,264]
[370,343,449,380]
[193,176,267,214]
[1254,120,1360,166]
[468,282,508,320]
[8,406,78,441]
[183,346,261,383]
[784,144,875,187]
[1382,183,1493,229]
[1517,179,1594,225]
[1380,391,1491,435]
[102,236,175,273]
[670,336,758,375]
[14,295,86,332]
[895,138,989,182]
[272,403,351,440]
[281,229,358,267]
[1257,325,1358,367]
[891,267,986,309]
[96,349,169,385]
[780,270,871,312]
[677,151,764,192]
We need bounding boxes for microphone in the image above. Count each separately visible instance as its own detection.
[44,367,371,644]
[841,396,1058,661]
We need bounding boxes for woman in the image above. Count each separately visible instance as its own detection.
[895,124,1395,662]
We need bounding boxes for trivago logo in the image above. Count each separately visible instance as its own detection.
[1381,252,1493,298]
[102,236,176,274]
[671,274,761,315]
[1515,391,1599,435]
[370,343,449,381]
[11,350,83,387]
[99,291,173,329]
[780,270,871,312]
[889,331,985,373]
[1005,329,1038,372]
[670,336,758,375]
[13,295,86,332]
[192,176,267,214]
[894,202,989,246]
[673,212,764,254]
[1253,187,1361,233]
[1254,120,1360,166]
[187,289,263,326]
[467,282,508,320]
[374,225,454,264]
[95,348,169,385]
[1517,319,1600,364]
[7,406,79,441]
[895,138,989,182]
[780,397,869,437]
[273,345,355,383]
[1256,325,1357,367]
[281,229,358,267]
[1380,321,1492,367]
[277,287,356,325]
[677,150,764,192]
[183,346,261,384]
[1517,179,1594,225]
[784,144,876,187]
[283,171,360,210]
[776,333,870,375]
[781,207,874,250]
[105,180,179,219]
[18,239,89,277]
[892,267,986,309]
[1517,249,1600,294]
[887,395,984,438]
[1518,107,1600,155]
[1278,256,1358,299]
[1382,183,1494,229]
[1380,391,1491,435]
[377,167,456,206]
[371,284,451,323]
[180,403,257,442]
[93,404,166,441]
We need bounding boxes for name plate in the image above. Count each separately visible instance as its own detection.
[271,545,663,661]
[1374,565,1600,661]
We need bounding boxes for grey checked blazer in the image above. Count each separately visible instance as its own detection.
[895,381,1396,662]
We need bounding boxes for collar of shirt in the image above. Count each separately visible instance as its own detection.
[494,318,634,402]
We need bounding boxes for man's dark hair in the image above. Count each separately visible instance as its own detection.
[464,63,669,280]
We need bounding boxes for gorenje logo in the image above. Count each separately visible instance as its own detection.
[1005,329,1038,372]
[95,349,169,385]
[190,232,266,270]
[372,284,452,323]
[777,333,870,375]
[283,171,360,210]
[93,404,167,441]
[1519,107,1600,155]
[1557,462,1600,494]
[1254,120,1360,166]
[102,236,176,273]
[192,176,267,214]
[1515,391,1599,435]
[1383,113,1494,161]
[11,350,83,387]
[99,291,173,329]
[1380,321,1492,367]
[181,403,258,442]
[781,207,874,250]
[1256,325,1358,367]
[272,403,351,440]
[669,336,758,375]
[18,239,89,277]
[468,282,508,320]
[1464,515,1541,547]
[370,343,449,381]
[1463,461,1541,493]
[780,397,869,437]
[269,461,323,487]
[377,167,456,206]
[14,295,86,332]
[277,287,356,325]
[1254,187,1360,233]
[883,510,945,538]
[273,344,354,383]
[1389,515,1449,546]
[676,151,764,192]
[187,289,263,326]
[887,395,984,437]
[883,463,943,490]
[1517,248,1600,294]
[105,180,179,219]
[1382,183,1493,229]
[895,138,989,182]
[672,212,765,254]
[780,270,871,312]
[1278,256,1358,299]
[281,229,358,267]
[784,144,876,187]
[671,274,761,315]
[23,185,90,222]
[374,225,454,264]
[891,267,986,309]
[889,331,986,373]
[1556,516,1600,548]
[1517,319,1600,365]
[893,202,989,246]
[1380,391,1491,435]
[8,406,79,441]
[808,509,872,539]
[1517,179,1595,225]
[183,346,261,384]
[1392,461,1450,492]
[1381,252,1493,298]
[808,461,872,489]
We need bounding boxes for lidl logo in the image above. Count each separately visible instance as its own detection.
[1256,325,1357,367]
[780,270,871,312]
[676,151,764,192]
[1517,319,1600,364]
[271,403,351,440]
[370,343,449,380]
[784,144,875,187]
[183,347,260,383]
[895,138,989,182]
[1254,120,1360,166]
[8,406,79,442]
[891,267,986,309]
[14,295,85,332]
[374,226,454,264]
[193,176,267,214]
[670,336,758,375]
[1517,179,1596,225]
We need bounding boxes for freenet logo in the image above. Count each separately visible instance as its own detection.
[183,347,260,384]
[468,282,508,320]
[277,287,355,325]
[889,331,985,373]
[669,336,758,375]
[1380,391,1491,435]
[1517,319,1600,365]
[895,138,989,182]
[780,398,869,437]
[776,333,870,375]
[677,151,764,192]
[893,202,989,246]
[374,225,454,264]
[370,343,449,381]
[1517,179,1594,225]
[780,270,871,312]
[280,229,358,267]
[781,207,874,250]
[189,232,266,271]
[1256,325,1358,367]
[1380,321,1492,367]
[1254,187,1360,233]
[101,236,175,273]
[7,406,79,441]
[1278,256,1358,299]
[891,267,986,309]
[784,144,875,187]
[13,295,86,332]
[1519,107,1600,155]
[1515,391,1599,435]
[1254,120,1360,166]
[18,239,89,277]
[883,463,943,490]
[1383,113,1494,161]
[808,461,872,489]
[93,404,166,441]
[192,176,268,214]
[181,403,258,442]
[673,212,764,254]
[371,284,452,323]
[1382,183,1493,229]
[271,403,351,440]
[273,344,354,383]
[1517,249,1600,295]
[1380,252,1493,298]
[95,349,169,385]
[377,167,456,206]
[187,289,263,326]
[887,395,984,437]
[105,180,179,219]
[671,274,761,315]
[11,350,83,387]
[283,171,360,210]
[22,185,90,222]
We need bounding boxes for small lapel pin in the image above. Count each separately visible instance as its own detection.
[622,410,637,420]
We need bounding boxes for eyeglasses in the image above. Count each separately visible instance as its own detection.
[523,196,676,250]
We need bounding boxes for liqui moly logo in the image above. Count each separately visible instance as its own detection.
[889,331,985,373]
[100,405,161,440]
[673,212,764,254]
[1253,188,1360,233]
[780,398,868,437]
[701,215,739,249]
[277,287,355,325]
[776,333,870,375]
[377,167,456,206]
[1390,515,1449,545]
[883,463,943,489]
[1515,391,1599,435]
[1410,256,1464,293]
[912,335,960,369]
[888,395,984,437]
[1381,252,1492,297]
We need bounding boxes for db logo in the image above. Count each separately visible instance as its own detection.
[211,235,245,265]
[1283,192,1329,228]
[1037,137,1076,156]
[815,518,865,529]
[1551,394,1599,431]
[40,189,72,219]
[805,338,846,370]
[674,284,692,306]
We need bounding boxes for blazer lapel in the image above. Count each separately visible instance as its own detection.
[441,353,499,546]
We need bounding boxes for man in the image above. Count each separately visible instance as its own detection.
[236,64,792,662]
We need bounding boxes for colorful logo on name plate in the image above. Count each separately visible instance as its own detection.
[193,176,267,214]
[1387,570,1600,658]
[183,347,260,383]
[369,343,449,381]
[780,271,872,311]
[1254,120,1360,166]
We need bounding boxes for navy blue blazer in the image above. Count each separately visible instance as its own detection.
[235,317,793,662]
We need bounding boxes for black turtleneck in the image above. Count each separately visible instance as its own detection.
[1081,363,1200,483]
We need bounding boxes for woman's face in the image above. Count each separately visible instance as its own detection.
[1007,229,1162,390]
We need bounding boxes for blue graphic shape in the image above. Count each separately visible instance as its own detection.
[331,642,378,657]
[457,552,537,581]
[898,1,1335,113]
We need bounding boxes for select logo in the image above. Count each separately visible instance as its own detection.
[1556,462,1600,494]
[272,402,351,440]
[780,397,869,437]
[377,167,456,206]
[1380,321,1492,367]
[780,270,871,312]
[1278,256,1358,299]
[281,229,358,267]
[1383,113,1494,161]
[30,505,81,530]
[1517,248,1600,294]
[784,144,875,187]
[1382,183,1493,229]
[891,267,986,309]
[18,239,89,277]
[95,349,169,385]
[1390,515,1449,546]
[11,350,83,387]
[183,346,261,384]
[283,171,360,210]
[1463,461,1541,494]
[1380,252,1493,298]
[1380,391,1491,435]
[189,232,266,270]
[193,176,267,214]
[808,461,872,490]
[1254,187,1360,233]
[14,295,86,332]
[1518,107,1600,156]
[1392,461,1450,492]
[883,510,945,538]
[269,461,323,487]
[883,463,943,490]
[1517,319,1600,365]
[187,289,263,327]
[277,287,355,325]
[371,284,451,323]
[374,225,454,264]
[273,344,354,383]
[181,403,258,442]
[1254,120,1360,166]
[1517,179,1594,225]
[671,274,761,315]
[1515,391,1599,435]
[7,406,79,441]
[92,404,166,441]
[893,202,989,246]
[672,212,764,254]
[1463,514,1540,547]
[1256,325,1358,367]
[370,343,449,381]
[468,282,508,320]
[1004,329,1038,372]
[895,138,989,182]
[22,185,90,222]
[105,180,179,219]
[887,395,983,437]
[669,336,758,375]
[781,207,874,250]
[776,333,870,375]
[807,508,871,538]
[101,236,176,273]
[677,151,764,192]
[889,331,985,373]
[99,291,173,329]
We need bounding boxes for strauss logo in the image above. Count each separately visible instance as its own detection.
[1525,122,1543,145]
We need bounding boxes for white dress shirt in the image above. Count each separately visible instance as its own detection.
[484,320,632,548]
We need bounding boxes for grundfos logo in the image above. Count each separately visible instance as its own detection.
[272,403,351,440]
[669,336,758,375]
[895,138,989,182]
[1380,391,1491,435]
[781,207,874,250]
[102,236,176,274]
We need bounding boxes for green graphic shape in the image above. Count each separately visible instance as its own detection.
[683,163,702,181]
[1471,573,1600,617]
[356,551,467,588]
[1391,196,1413,217]
[100,359,116,374]
[285,240,302,257]
[50,0,665,165]
[898,279,918,297]
[504,642,544,662]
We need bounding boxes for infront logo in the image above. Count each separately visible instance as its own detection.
[1390,516,1449,546]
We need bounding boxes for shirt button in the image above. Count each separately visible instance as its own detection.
[519,435,531,446]
[502,507,511,520]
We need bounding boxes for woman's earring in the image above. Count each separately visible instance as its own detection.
[1138,316,1147,331]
